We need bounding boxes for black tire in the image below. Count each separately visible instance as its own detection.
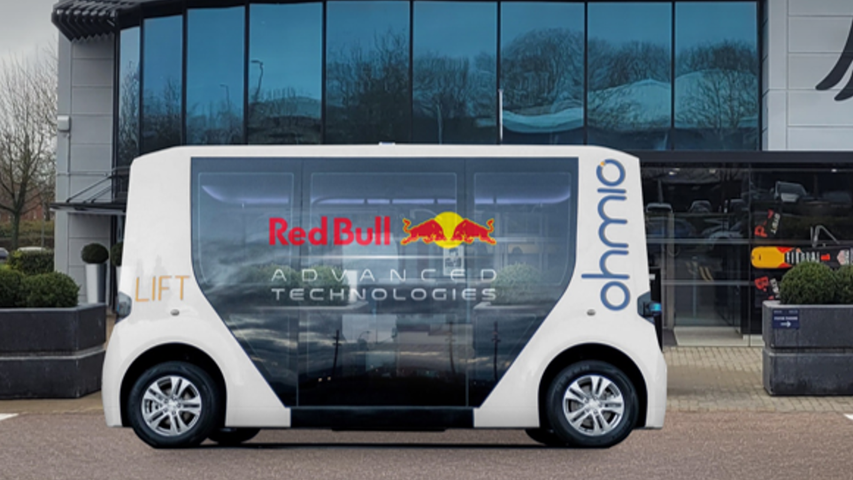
[208,427,261,446]
[545,360,638,448]
[128,361,221,449]
[524,428,568,447]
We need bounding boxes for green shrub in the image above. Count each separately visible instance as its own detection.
[835,265,853,304]
[81,243,109,264]
[492,263,546,305]
[110,242,124,267]
[0,268,25,308]
[22,272,79,308]
[780,262,837,305]
[7,249,54,276]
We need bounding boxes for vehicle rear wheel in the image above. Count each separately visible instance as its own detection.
[524,428,568,447]
[545,360,638,448]
[128,361,221,449]
[208,427,261,446]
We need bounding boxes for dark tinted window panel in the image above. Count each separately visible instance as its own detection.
[248,3,322,144]
[141,15,182,154]
[466,159,577,405]
[413,2,497,144]
[298,159,469,406]
[192,158,302,405]
[186,7,245,145]
[325,1,411,144]
[500,2,584,145]
[674,2,759,150]
[117,27,140,167]
[587,3,672,150]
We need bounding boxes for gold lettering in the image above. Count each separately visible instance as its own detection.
[158,276,172,301]
[176,275,190,300]
[134,278,149,302]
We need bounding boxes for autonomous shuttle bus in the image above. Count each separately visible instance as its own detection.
[103,145,666,449]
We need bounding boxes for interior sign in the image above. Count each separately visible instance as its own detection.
[771,309,800,330]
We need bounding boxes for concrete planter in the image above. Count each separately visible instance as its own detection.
[0,304,106,399]
[762,300,853,396]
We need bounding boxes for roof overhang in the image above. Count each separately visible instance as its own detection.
[50,201,126,216]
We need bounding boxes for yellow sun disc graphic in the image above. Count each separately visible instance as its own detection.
[433,211,463,249]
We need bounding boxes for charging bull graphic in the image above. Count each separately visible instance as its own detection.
[816,16,853,101]
[401,212,496,248]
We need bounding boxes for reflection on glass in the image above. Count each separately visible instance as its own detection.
[468,166,575,404]
[751,168,853,242]
[587,3,672,150]
[500,2,584,144]
[117,27,140,167]
[248,3,322,144]
[186,7,245,145]
[675,2,758,150]
[141,16,182,154]
[413,1,497,144]
[193,163,299,404]
[642,166,751,243]
[325,1,410,144]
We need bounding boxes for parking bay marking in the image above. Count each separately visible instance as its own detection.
[0,414,18,422]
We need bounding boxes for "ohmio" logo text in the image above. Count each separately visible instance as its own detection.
[581,159,631,311]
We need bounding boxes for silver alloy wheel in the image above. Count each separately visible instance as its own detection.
[562,374,625,437]
[141,375,203,437]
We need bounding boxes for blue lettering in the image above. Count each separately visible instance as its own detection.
[583,159,632,311]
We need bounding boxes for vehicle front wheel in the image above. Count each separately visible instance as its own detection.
[545,360,638,448]
[127,361,221,449]
[208,427,261,446]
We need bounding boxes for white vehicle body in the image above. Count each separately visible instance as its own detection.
[103,145,666,444]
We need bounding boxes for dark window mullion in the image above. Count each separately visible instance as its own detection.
[243,1,250,145]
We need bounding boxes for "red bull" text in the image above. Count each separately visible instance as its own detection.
[269,216,391,246]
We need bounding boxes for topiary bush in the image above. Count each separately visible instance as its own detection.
[779,262,837,305]
[22,272,79,308]
[110,242,123,267]
[834,265,853,304]
[0,268,25,308]
[81,243,109,264]
[492,263,545,305]
[7,249,54,276]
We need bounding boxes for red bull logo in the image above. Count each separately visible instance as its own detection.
[401,212,496,249]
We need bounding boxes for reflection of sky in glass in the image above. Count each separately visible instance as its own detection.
[475,173,572,205]
[588,2,671,45]
[327,1,409,51]
[676,2,756,53]
[187,7,244,116]
[500,2,583,46]
[414,2,496,59]
[120,27,139,75]
[142,16,181,95]
[250,3,322,99]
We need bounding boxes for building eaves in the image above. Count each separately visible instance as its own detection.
[51,0,151,40]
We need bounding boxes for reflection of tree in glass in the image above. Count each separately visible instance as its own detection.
[413,51,495,144]
[587,39,671,132]
[676,41,758,149]
[325,30,409,143]
[248,86,321,145]
[501,29,583,113]
[117,63,139,166]
[142,79,181,153]
[187,94,243,145]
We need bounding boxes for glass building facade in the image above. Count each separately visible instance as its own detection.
[113,0,853,343]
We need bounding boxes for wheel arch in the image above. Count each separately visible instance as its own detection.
[537,343,648,429]
[119,343,227,427]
